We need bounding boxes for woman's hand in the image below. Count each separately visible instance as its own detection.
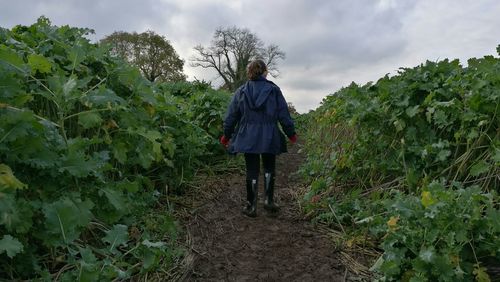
[220,135,230,148]
[289,134,297,144]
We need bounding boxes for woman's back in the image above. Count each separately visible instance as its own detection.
[224,76,294,155]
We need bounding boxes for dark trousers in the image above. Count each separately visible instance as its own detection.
[244,153,276,181]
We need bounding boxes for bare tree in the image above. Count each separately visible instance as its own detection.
[191,26,285,91]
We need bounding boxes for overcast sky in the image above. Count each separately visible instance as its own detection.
[1,0,500,112]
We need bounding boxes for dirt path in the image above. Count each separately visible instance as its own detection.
[183,145,345,281]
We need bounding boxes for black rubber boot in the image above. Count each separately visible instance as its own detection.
[242,178,258,217]
[264,173,279,213]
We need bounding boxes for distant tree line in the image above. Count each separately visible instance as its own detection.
[100,27,286,93]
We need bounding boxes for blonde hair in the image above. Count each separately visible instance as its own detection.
[246,59,267,80]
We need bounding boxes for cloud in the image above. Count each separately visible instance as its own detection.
[0,0,178,39]
[400,1,500,65]
[1,0,500,113]
[170,0,415,112]
[244,1,411,66]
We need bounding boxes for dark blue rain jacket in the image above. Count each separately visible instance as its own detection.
[223,76,296,155]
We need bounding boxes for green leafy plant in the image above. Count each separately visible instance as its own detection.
[0,17,230,280]
[299,47,500,280]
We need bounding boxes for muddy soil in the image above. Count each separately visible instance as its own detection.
[183,145,345,281]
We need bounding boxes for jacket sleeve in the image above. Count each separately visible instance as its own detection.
[223,91,241,138]
[275,88,296,137]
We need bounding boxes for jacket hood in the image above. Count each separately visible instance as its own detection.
[243,77,274,110]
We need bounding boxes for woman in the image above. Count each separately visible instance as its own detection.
[220,59,297,217]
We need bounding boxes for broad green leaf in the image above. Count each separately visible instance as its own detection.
[380,259,400,276]
[103,224,128,251]
[0,195,33,234]
[136,148,154,169]
[0,163,27,191]
[42,197,94,245]
[426,106,435,122]
[78,247,99,282]
[387,216,399,231]
[78,112,103,129]
[0,235,23,258]
[142,240,166,248]
[419,246,435,263]
[393,119,406,132]
[396,95,409,107]
[433,109,448,127]
[68,43,86,68]
[432,254,454,279]
[487,208,500,232]
[412,257,429,274]
[83,87,125,107]
[141,248,158,271]
[492,147,500,164]
[405,105,419,117]
[0,194,18,230]
[59,151,95,177]
[11,93,33,106]
[152,141,162,160]
[468,93,483,111]
[27,54,52,74]
[100,187,126,211]
[470,160,490,176]
[405,167,418,190]
[391,198,416,217]
[421,191,436,208]
[78,246,97,264]
[0,71,26,102]
[116,179,139,193]
[59,150,108,178]
[132,128,162,142]
[473,264,491,282]
[24,147,61,169]
[467,129,479,140]
[79,263,99,282]
[112,142,128,164]
[0,45,24,67]
[408,273,426,282]
[74,197,94,225]
[455,229,468,243]
[436,150,451,162]
[62,76,77,97]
